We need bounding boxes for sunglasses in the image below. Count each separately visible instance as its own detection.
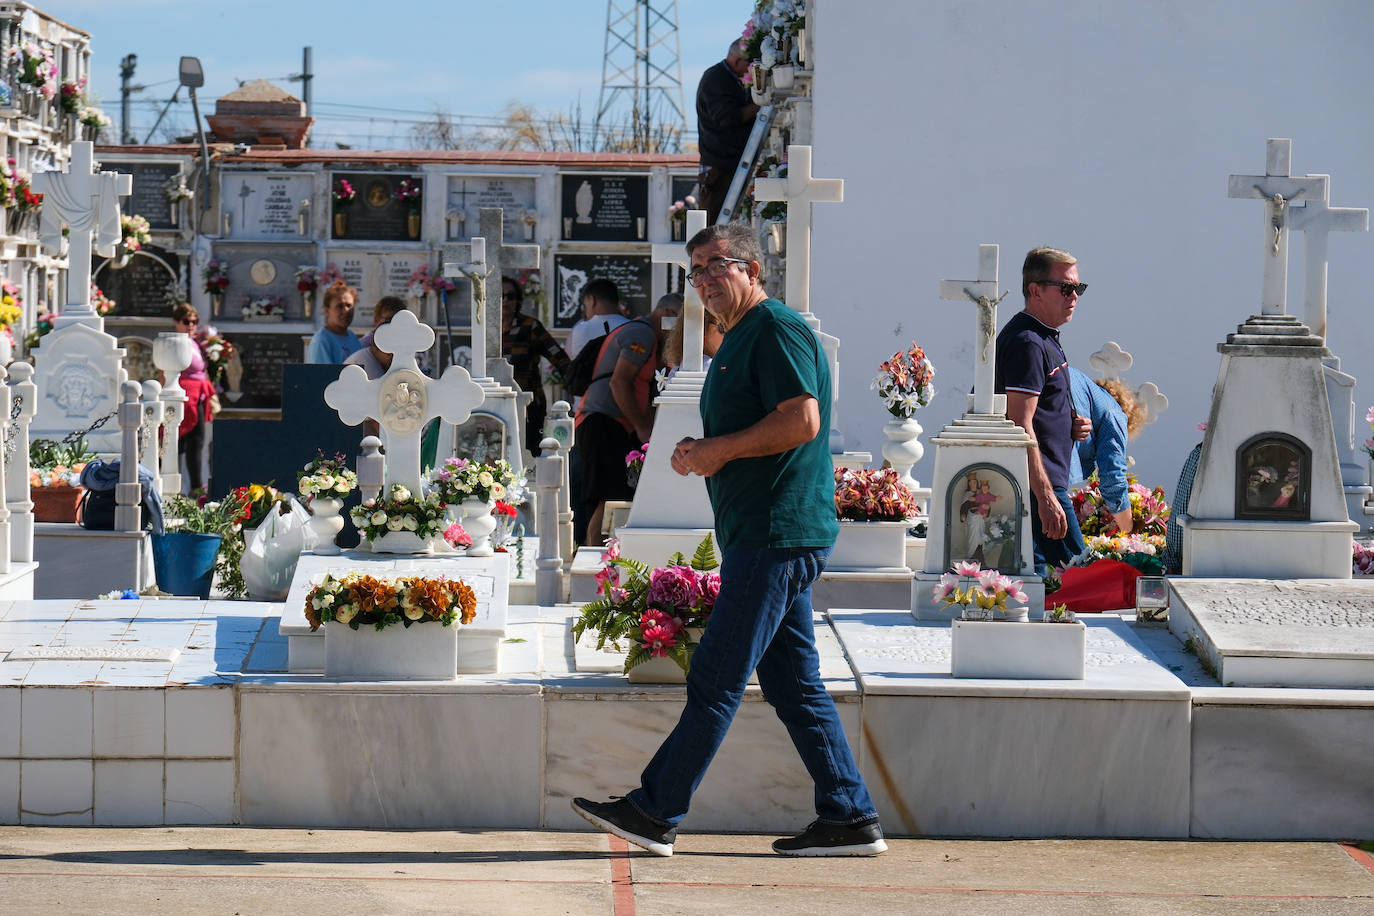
[177,318,200,326]
[1036,280,1087,297]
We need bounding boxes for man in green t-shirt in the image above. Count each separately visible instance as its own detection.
[573,222,886,859]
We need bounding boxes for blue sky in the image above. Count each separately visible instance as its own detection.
[43,0,749,148]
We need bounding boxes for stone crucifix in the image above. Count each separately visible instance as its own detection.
[441,235,491,377]
[939,244,1006,416]
[1287,174,1369,341]
[477,207,539,371]
[1227,138,1326,317]
[754,145,843,315]
[32,140,132,330]
[651,208,709,372]
[324,309,485,496]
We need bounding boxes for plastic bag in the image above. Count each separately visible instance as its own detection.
[239,496,314,601]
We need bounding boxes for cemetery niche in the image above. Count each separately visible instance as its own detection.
[552,252,653,328]
[445,176,536,242]
[219,172,312,240]
[559,173,649,242]
[1236,432,1310,520]
[93,245,181,318]
[332,172,422,241]
[104,160,182,229]
[212,242,317,321]
[220,331,306,410]
[945,464,1022,574]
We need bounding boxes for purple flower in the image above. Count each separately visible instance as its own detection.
[697,571,721,608]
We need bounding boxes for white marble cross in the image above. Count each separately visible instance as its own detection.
[324,309,484,495]
[441,235,490,377]
[478,208,539,369]
[939,244,1004,416]
[32,141,131,328]
[754,145,843,315]
[651,208,709,372]
[1287,174,1369,341]
[1227,138,1326,317]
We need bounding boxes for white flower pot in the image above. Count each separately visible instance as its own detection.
[625,628,758,685]
[460,497,497,557]
[771,64,796,89]
[950,619,1085,680]
[371,530,434,555]
[881,417,925,491]
[307,497,344,555]
[324,619,458,680]
[830,519,910,570]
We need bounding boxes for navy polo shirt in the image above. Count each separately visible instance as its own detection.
[994,310,1073,489]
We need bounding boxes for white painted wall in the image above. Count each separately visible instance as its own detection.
[809,0,1374,494]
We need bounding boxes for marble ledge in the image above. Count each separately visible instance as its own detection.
[830,608,1193,700]
[1189,685,1374,707]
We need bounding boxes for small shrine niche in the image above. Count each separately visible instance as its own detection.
[944,464,1023,574]
[1235,433,1311,521]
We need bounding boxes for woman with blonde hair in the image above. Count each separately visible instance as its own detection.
[170,303,215,492]
[660,300,726,377]
[305,280,363,364]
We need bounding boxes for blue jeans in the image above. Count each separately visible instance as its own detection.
[1030,486,1086,576]
[627,545,878,827]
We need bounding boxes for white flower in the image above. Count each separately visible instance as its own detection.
[491,483,505,500]
[403,604,425,621]
[478,472,494,488]
[387,517,404,531]
[334,481,350,493]
[394,485,411,502]
[334,604,357,624]
[402,515,417,531]
[312,593,335,609]
[371,511,387,525]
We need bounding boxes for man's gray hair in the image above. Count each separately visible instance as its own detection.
[687,221,764,276]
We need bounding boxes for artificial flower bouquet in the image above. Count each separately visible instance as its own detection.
[834,466,919,521]
[58,78,83,115]
[304,572,477,631]
[194,325,234,386]
[332,178,356,208]
[241,296,284,320]
[120,214,151,252]
[295,266,319,294]
[932,561,1030,621]
[1071,472,1169,538]
[202,259,230,296]
[350,483,446,543]
[428,457,516,505]
[29,437,95,488]
[394,178,422,211]
[231,482,287,529]
[297,453,358,502]
[872,341,935,419]
[406,264,455,299]
[625,442,648,488]
[1354,539,1374,576]
[573,534,722,675]
[668,196,697,223]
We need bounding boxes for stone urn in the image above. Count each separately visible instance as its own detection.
[881,416,925,492]
[458,497,497,557]
[307,497,345,555]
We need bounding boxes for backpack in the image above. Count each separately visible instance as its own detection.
[565,320,617,396]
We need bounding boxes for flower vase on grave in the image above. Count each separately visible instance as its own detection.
[209,291,223,318]
[110,243,131,270]
[771,64,796,90]
[60,115,74,143]
[334,212,348,238]
[5,208,20,236]
[672,221,684,241]
[407,212,421,240]
[881,417,925,492]
[307,496,345,556]
[459,497,497,557]
[301,288,314,319]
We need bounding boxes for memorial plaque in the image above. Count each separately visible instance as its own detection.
[221,172,312,240]
[323,249,431,327]
[221,331,307,409]
[446,176,536,242]
[669,174,699,209]
[104,160,180,229]
[945,464,1023,575]
[92,245,181,318]
[553,252,653,328]
[210,242,317,322]
[332,171,421,242]
[560,173,649,242]
[454,412,508,465]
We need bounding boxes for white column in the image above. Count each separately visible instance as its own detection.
[5,362,35,562]
[534,436,565,607]
[116,381,143,533]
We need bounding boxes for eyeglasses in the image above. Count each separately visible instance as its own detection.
[1035,280,1088,297]
[686,257,751,288]
[177,318,199,326]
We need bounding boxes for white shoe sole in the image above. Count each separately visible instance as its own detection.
[571,798,674,857]
[774,838,888,857]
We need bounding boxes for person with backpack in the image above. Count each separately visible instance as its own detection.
[566,279,630,363]
[572,294,680,547]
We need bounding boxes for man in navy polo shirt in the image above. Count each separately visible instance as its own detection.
[995,246,1091,575]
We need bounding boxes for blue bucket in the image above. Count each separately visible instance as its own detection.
[151,532,223,599]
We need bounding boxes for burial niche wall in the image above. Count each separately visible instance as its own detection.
[945,463,1023,574]
[1236,432,1310,521]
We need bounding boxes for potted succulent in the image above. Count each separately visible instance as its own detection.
[28,437,96,523]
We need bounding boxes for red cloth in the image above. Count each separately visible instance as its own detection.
[178,376,216,437]
[1049,559,1142,614]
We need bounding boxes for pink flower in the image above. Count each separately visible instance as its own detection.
[954,560,982,577]
[442,523,471,548]
[932,573,959,602]
[609,587,629,603]
[697,571,721,608]
[594,563,620,597]
[1196,421,1208,432]
[603,538,621,562]
[1365,406,1374,424]
[648,565,699,610]
[639,609,681,658]
[1004,578,1029,605]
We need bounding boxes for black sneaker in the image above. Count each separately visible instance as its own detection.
[772,818,888,856]
[571,796,677,857]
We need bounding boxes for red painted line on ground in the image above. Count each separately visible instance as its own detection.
[1343,843,1374,876]
[607,835,637,916]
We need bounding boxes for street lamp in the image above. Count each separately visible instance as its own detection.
[178,56,211,215]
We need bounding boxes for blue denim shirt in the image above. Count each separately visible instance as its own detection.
[1066,367,1130,513]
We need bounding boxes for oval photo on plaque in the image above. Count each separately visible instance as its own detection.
[250,259,277,286]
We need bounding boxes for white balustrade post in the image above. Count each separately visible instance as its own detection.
[535,436,565,606]
[116,381,143,533]
[0,365,11,574]
[5,362,35,561]
[140,380,164,498]
[545,399,575,566]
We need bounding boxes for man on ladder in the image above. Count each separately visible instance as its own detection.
[695,39,759,223]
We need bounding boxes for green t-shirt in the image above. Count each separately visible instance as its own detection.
[700,299,838,551]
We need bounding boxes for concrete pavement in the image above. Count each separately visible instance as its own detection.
[0,827,1371,914]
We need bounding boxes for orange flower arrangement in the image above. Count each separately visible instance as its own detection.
[305,573,478,631]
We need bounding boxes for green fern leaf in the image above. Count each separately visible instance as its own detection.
[690,533,719,571]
